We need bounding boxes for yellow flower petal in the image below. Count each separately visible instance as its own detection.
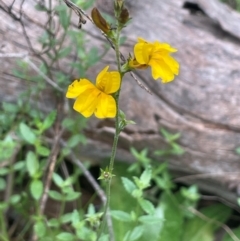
[162,54,179,75]
[73,88,100,117]
[137,37,147,43]
[154,42,178,52]
[95,93,116,118]
[96,67,120,94]
[149,58,175,82]
[96,66,109,83]
[131,37,179,82]
[66,79,95,98]
[66,66,120,119]
[134,42,152,65]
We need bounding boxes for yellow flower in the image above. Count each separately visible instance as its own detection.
[66,66,120,118]
[129,37,179,83]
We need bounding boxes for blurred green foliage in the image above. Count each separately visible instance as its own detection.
[221,0,240,11]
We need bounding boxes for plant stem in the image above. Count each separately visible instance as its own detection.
[0,211,9,241]
[96,22,123,241]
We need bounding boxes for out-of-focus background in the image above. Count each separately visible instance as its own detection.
[1,0,240,240]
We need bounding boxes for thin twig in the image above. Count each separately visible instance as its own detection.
[39,128,65,214]
[32,126,63,241]
[23,56,63,92]
[60,140,106,203]
[0,52,28,58]
[0,52,63,92]
[174,172,240,182]
[130,71,152,94]
[201,195,240,213]
[188,207,240,241]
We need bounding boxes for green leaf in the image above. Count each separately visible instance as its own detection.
[111,210,132,222]
[119,36,127,45]
[10,194,21,205]
[138,199,155,215]
[0,178,6,191]
[127,226,144,241]
[34,220,46,238]
[139,206,165,241]
[170,143,185,155]
[87,204,95,215]
[85,47,100,66]
[0,167,9,176]
[13,161,25,171]
[48,218,60,228]
[78,0,95,10]
[160,128,171,140]
[58,47,72,58]
[138,215,163,224]
[182,204,232,241]
[26,151,39,177]
[55,5,70,30]
[60,213,73,224]
[121,177,137,194]
[140,166,152,188]
[181,185,200,201]
[130,148,151,166]
[35,3,48,12]
[63,176,75,187]
[67,134,86,148]
[52,172,64,188]
[36,145,50,157]
[57,232,75,241]
[0,136,16,161]
[236,147,240,155]
[65,191,81,201]
[41,110,57,132]
[109,162,140,241]
[0,202,8,211]
[62,118,75,129]
[30,179,43,200]
[48,190,63,201]
[158,192,183,241]
[168,132,181,142]
[99,234,109,241]
[154,149,170,157]
[19,122,36,144]
[132,189,143,199]
[71,210,80,225]
[153,171,174,190]
[2,102,18,113]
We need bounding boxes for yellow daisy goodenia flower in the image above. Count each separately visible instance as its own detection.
[66,66,120,118]
[129,37,179,83]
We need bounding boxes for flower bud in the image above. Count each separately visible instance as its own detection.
[119,8,129,24]
[114,0,124,11]
[91,7,110,34]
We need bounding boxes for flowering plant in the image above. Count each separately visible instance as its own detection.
[65,0,180,239]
